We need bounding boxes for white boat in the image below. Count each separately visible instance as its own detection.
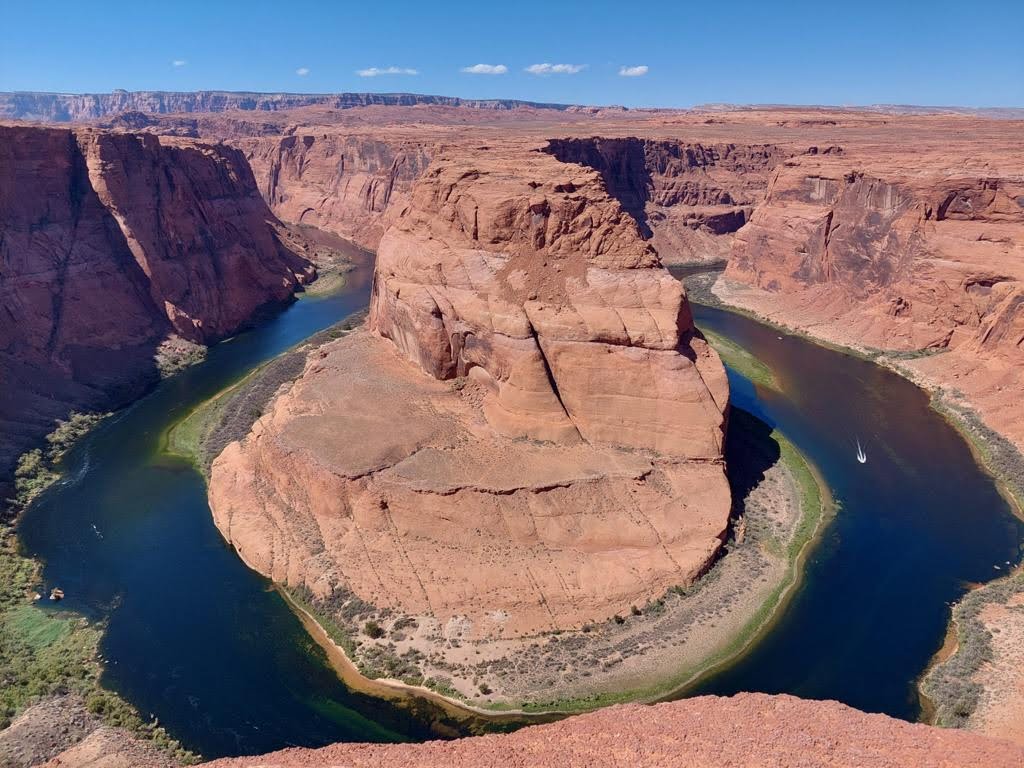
[856,439,867,464]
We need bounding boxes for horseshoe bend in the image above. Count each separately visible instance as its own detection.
[206,141,740,703]
[3,12,1024,764]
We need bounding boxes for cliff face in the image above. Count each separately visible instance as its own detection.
[208,142,731,643]
[721,152,1024,447]
[369,145,728,453]
[544,137,794,264]
[241,134,433,250]
[0,124,313,500]
[0,91,572,123]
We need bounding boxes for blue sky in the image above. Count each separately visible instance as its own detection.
[2,0,1021,107]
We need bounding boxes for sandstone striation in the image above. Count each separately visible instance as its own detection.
[242,133,433,250]
[208,142,731,651]
[544,136,792,264]
[0,124,314,501]
[199,693,1024,768]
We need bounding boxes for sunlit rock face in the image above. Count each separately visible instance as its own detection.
[209,141,732,638]
[722,149,1024,448]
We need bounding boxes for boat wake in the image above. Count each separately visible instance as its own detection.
[856,439,867,464]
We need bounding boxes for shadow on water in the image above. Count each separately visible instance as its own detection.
[725,408,782,514]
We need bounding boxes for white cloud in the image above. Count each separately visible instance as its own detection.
[619,65,648,77]
[525,63,586,75]
[461,63,508,75]
[172,59,187,67]
[296,67,310,76]
[356,66,419,77]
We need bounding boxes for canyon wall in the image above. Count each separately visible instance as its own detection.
[0,124,313,501]
[722,151,1024,447]
[235,132,794,268]
[240,134,434,250]
[208,141,731,643]
[0,91,572,123]
[544,137,794,264]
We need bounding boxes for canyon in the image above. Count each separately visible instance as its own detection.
[0,90,575,123]
[2,92,1023,764]
[0,123,319,503]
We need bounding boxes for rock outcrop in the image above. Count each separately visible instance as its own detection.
[198,694,1024,768]
[208,142,730,643]
[544,137,791,264]
[242,134,433,250]
[0,124,313,501]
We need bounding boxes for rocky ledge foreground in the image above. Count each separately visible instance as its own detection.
[207,140,732,703]
[25,694,1024,767]
[188,693,1021,768]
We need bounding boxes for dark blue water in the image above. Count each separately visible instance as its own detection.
[687,302,1024,717]
[17,260,1023,757]
[17,261,460,757]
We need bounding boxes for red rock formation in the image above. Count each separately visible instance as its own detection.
[208,142,730,647]
[543,136,791,264]
[242,133,433,250]
[199,694,1024,768]
[0,124,313,499]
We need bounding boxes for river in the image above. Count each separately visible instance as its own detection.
[17,260,1023,757]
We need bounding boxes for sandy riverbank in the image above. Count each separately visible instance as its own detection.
[921,570,1024,745]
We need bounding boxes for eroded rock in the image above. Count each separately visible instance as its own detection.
[209,142,731,642]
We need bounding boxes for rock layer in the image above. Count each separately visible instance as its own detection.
[0,124,313,500]
[544,136,792,264]
[209,142,730,640]
[243,133,433,250]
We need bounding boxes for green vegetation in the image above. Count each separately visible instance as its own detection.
[301,269,348,297]
[0,522,196,762]
[701,328,778,389]
[166,311,366,475]
[922,572,1024,727]
[1,410,196,762]
[930,392,1024,516]
[155,337,208,379]
[8,412,109,513]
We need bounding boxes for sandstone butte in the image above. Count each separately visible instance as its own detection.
[38,694,1024,768]
[207,141,732,640]
[205,104,1024,453]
